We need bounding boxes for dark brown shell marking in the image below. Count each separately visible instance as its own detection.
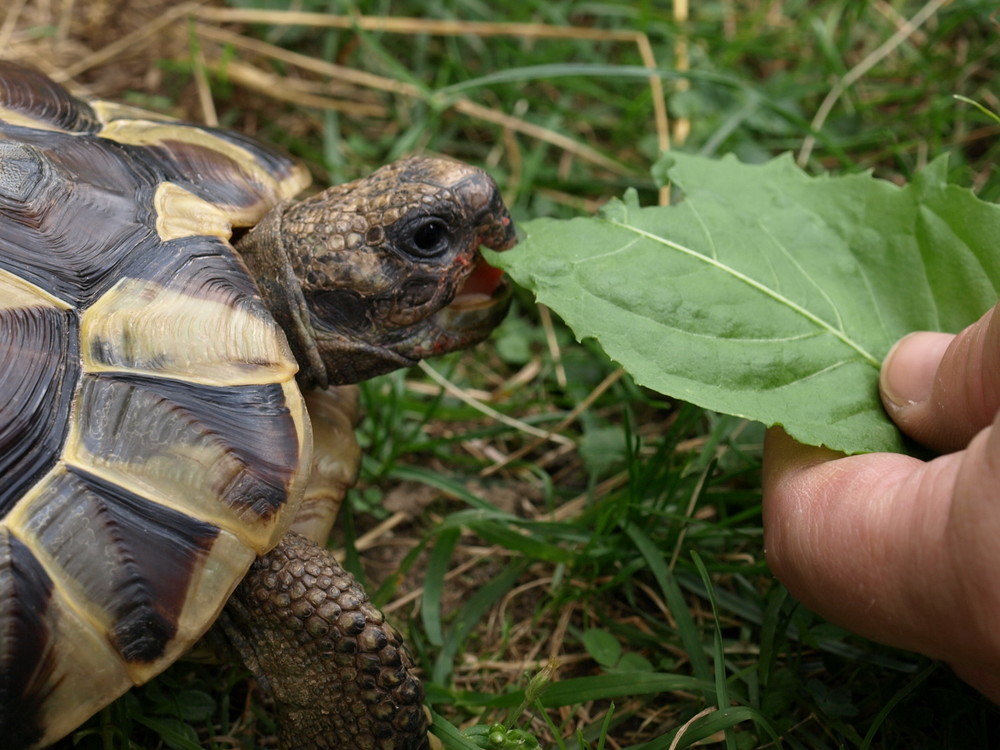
[19,467,221,662]
[73,375,299,522]
[0,129,173,308]
[0,528,57,750]
[146,130,309,220]
[0,299,78,515]
[0,61,100,133]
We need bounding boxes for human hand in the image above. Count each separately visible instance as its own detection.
[762,301,1000,702]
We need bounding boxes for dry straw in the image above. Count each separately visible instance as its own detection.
[2,4,676,196]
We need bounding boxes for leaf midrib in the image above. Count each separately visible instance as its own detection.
[603,218,881,368]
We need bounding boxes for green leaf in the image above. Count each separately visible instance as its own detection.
[133,716,202,750]
[582,628,622,667]
[489,153,1000,453]
[617,651,654,672]
[579,425,629,476]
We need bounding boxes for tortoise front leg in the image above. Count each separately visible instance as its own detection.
[223,531,432,750]
[289,386,361,544]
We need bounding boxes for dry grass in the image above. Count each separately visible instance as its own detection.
[1,1,672,195]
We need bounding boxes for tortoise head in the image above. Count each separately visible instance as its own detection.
[238,155,517,387]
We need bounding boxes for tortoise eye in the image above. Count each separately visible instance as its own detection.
[405,217,451,258]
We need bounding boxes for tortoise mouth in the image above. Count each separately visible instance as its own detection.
[434,257,512,335]
[425,222,516,350]
[446,211,517,315]
[448,257,509,312]
[415,206,516,356]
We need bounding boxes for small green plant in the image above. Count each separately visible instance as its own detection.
[464,724,543,749]
[451,663,553,749]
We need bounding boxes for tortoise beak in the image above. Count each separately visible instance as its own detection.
[436,201,517,334]
[450,211,517,303]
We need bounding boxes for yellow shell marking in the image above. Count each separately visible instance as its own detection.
[0,267,73,311]
[90,100,180,126]
[0,106,67,132]
[98,118,310,225]
[81,276,298,387]
[154,182,232,241]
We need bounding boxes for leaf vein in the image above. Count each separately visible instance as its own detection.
[605,218,881,368]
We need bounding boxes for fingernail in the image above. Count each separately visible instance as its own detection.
[879,331,953,411]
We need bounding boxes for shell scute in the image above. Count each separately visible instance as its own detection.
[0,273,78,517]
[16,466,222,661]
[66,373,303,550]
[0,61,100,133]
[81,236,297,386]
[0,128,164,308]
[1,487,253,748]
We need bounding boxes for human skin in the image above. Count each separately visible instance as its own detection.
[762,301,1000,702]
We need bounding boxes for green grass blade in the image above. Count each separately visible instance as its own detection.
[423,527,460,648]
[859,661,936,750]
[540,672,714,706]
[432,563,525,685]
[691,551,735,750]
[622,522,713,697]
[431,711,488,750]
[626,706,781,750]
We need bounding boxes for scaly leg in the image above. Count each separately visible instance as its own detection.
[223,531,431,750]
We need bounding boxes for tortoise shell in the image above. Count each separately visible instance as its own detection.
[0,62,318,747]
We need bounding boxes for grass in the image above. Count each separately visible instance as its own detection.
[5,0,1000,747]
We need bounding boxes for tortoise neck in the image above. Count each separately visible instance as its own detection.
[235,205,329,390]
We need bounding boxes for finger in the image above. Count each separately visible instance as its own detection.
[943,417,1000,702]
[763,421,1000,677]
[760,426,844,488]
[762,426,947,654]
[880,302,1000,453]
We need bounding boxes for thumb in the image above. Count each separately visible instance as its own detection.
[880,302,1000,454]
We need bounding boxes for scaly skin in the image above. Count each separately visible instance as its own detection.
[224,533,431,750]
[237,155,517,388]
[224,154,514,749]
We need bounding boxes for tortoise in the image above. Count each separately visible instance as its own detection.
[0,61,516,749]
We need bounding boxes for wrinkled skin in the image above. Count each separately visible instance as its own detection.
[238,155,517,388]
[227,155,516,750]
